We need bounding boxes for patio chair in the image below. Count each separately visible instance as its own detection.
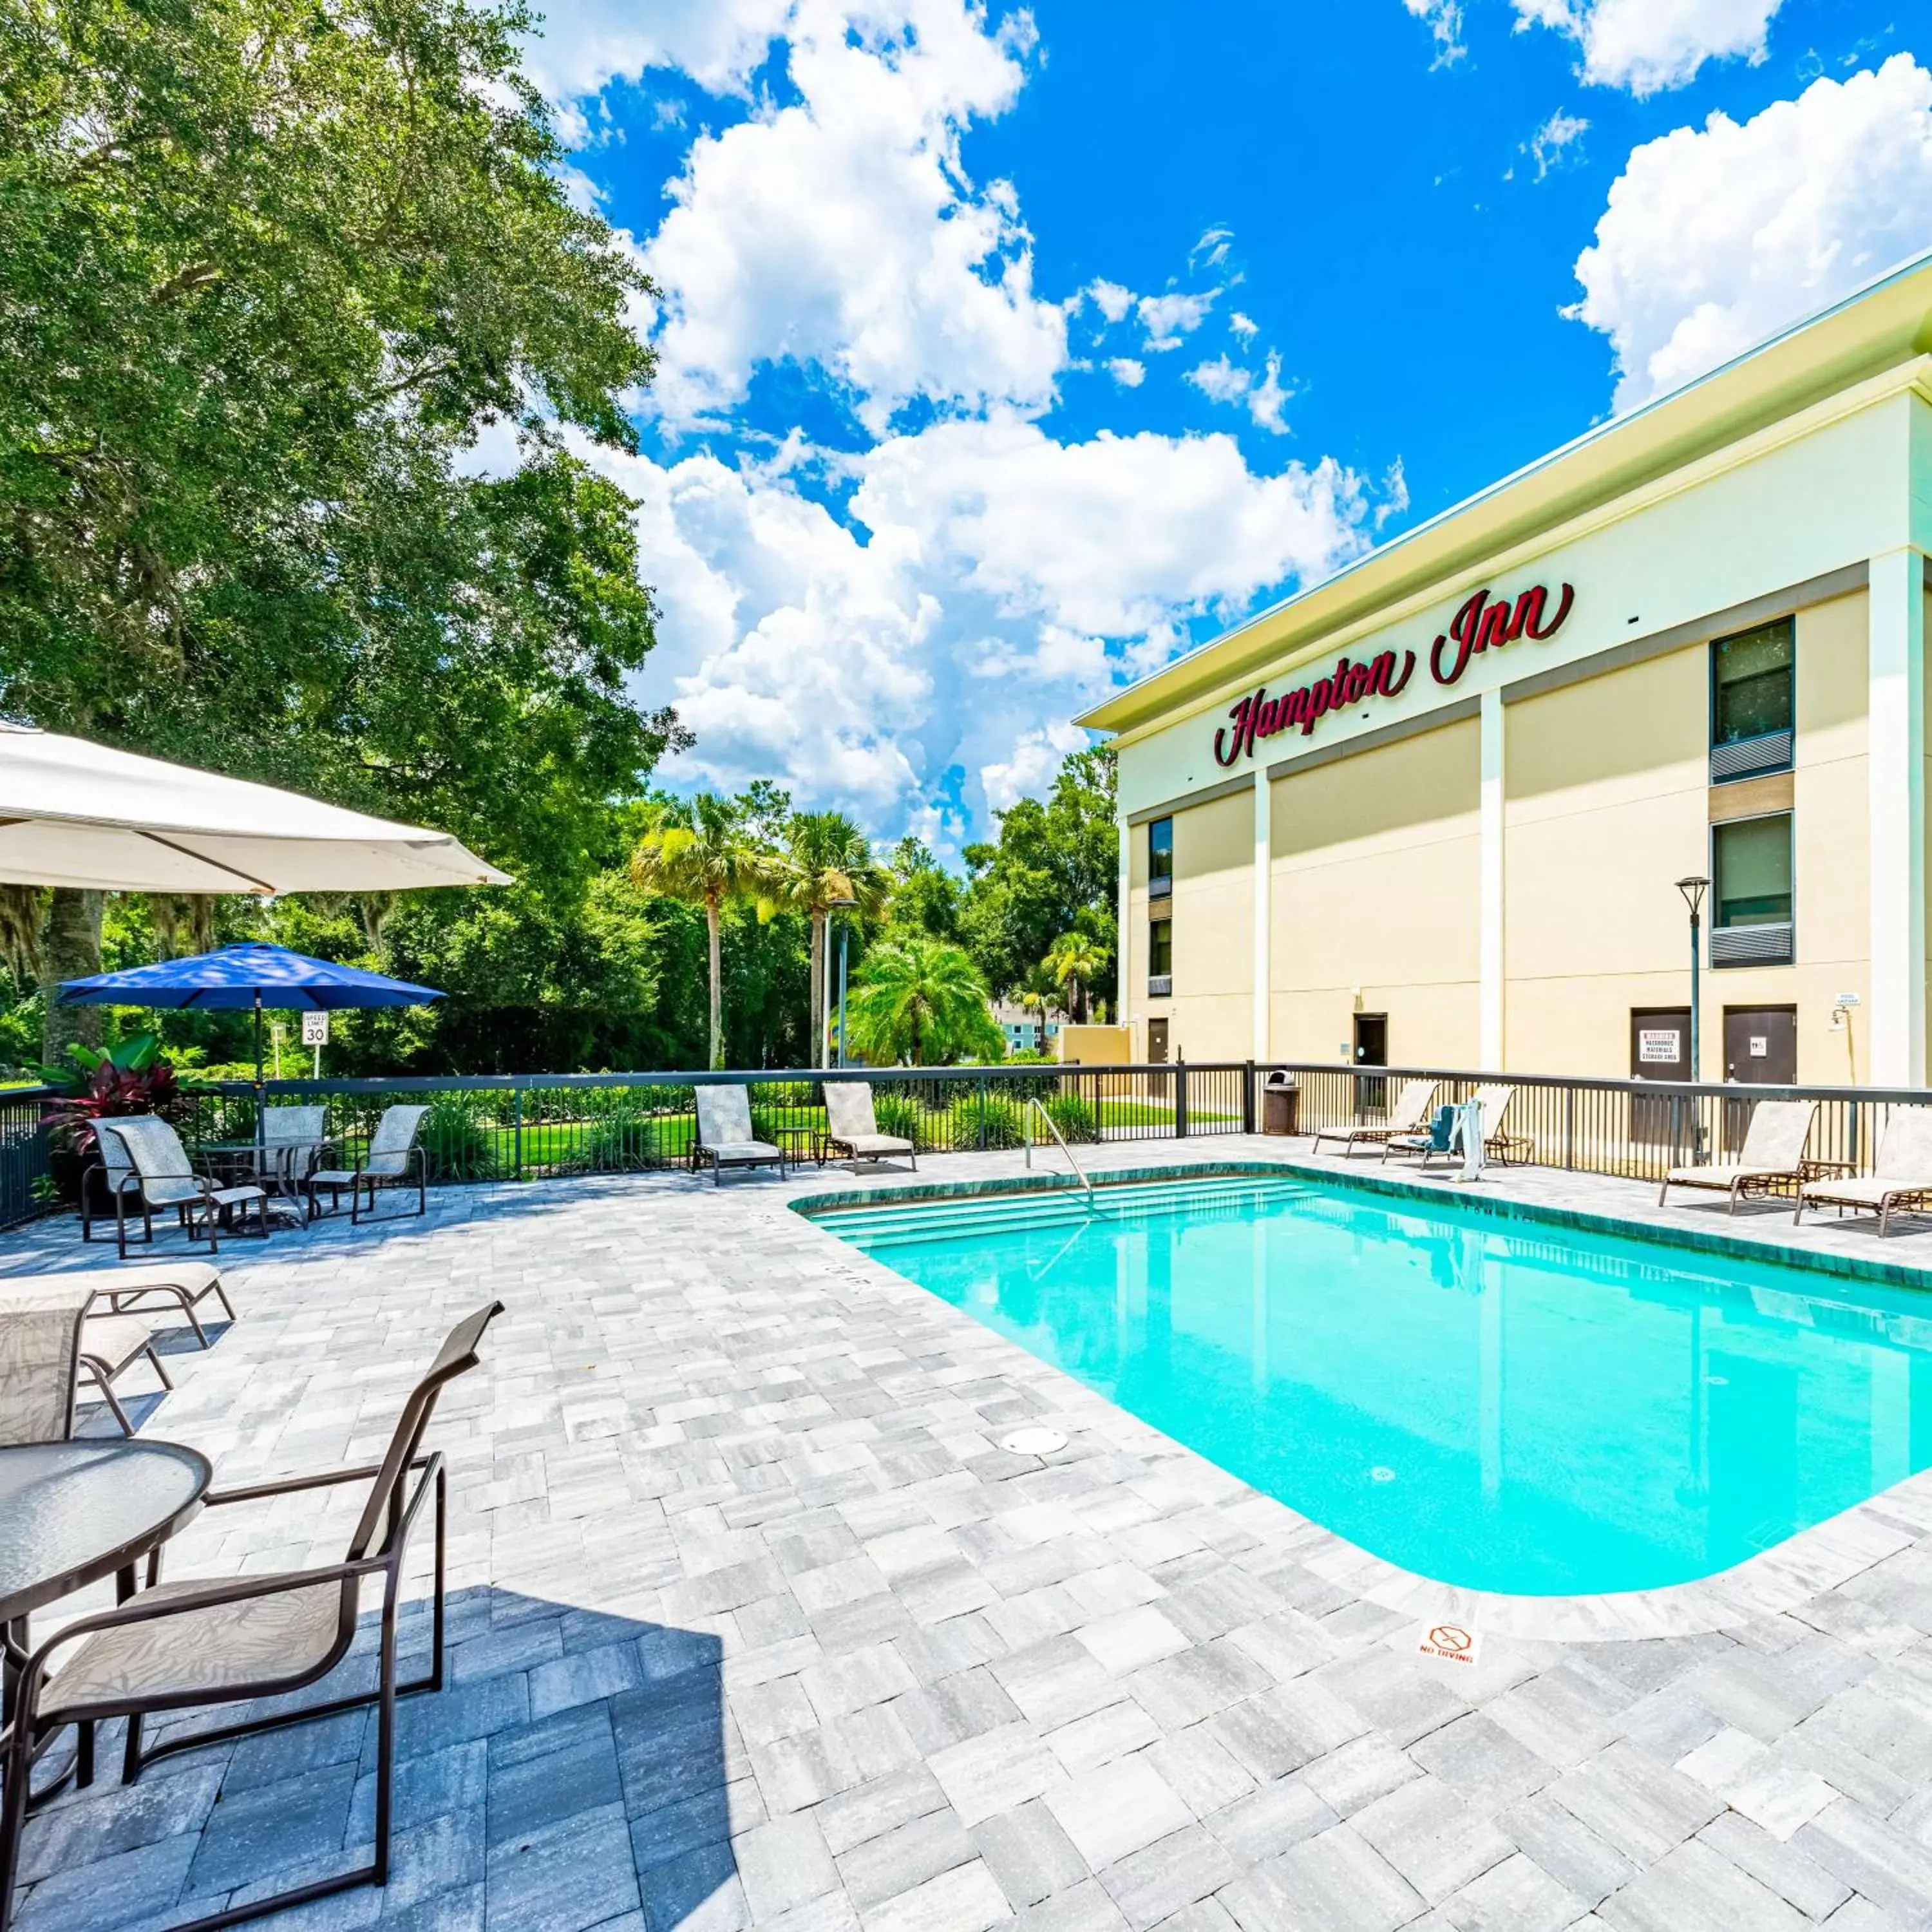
[1,1260,232,1349]
[1311,1078,1437,1157]
[0,1302,504,1932]
[0,1280,175,1439]
[1794,1108,1932,1236]
[1387,1084,1520,1170]
[823,1081,917,1171]
[94,1117,269,1258]
[1657,1098,1817,1213]
[307,1104,429,1223]
[78,1121,137,1246]
[692,1086,786,1185]
[260,1104,327,1209]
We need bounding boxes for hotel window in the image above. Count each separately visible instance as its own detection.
[1148,909,1173,997]
[1148,816,1173,899]
[1710,813,1794,966]
[1710,618,1794,782]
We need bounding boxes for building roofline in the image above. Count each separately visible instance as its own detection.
[1076,247,1932,737]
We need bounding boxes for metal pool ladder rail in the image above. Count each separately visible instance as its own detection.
[1023,1098,1095,1208]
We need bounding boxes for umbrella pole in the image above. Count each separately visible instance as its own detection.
[254,990,266,1170]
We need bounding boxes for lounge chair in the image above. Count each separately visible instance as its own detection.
[693,1086,786,1185]
[824,1081,918,1171]
[1387,1084,1520,1169]
[0,1304,503,1932]
[1311,1078,1437,1157]
[1658,1098,1816,1213]
[95,1117,269,1257]
[308,1103,428,1222]
[0,1279,175,1438]
[1794,1109,1932,1236]
[2,1260,233,1347]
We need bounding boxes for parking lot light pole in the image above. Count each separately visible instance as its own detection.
[1675,873,1710,1089]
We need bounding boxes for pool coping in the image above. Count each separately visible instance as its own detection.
[793,1155,1932,1642]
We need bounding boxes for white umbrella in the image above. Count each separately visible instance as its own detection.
[0,725,512,895]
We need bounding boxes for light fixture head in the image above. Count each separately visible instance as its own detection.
[1674,874,1710,918]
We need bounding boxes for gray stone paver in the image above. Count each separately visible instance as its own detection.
[10,1135,1932,1929]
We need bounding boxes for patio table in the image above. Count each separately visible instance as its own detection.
[0,1439,211,1834]
[193,1141,304,1226]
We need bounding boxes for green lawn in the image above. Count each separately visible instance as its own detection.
[1098,1099,1238,1127]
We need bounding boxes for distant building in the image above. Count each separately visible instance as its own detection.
[991,1002,1060,1057]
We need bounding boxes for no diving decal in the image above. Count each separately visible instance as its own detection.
[1416,1619,1481,1668]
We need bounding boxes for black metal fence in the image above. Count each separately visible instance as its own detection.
[10,1055,1932,1231]
[1276,1061,1929,1185]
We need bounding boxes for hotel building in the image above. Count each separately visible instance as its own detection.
[1078,254,1932,1090]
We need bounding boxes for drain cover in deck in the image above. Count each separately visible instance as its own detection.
[1000,1426,1068,1456]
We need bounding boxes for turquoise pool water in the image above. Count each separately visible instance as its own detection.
[815,1174,1932,1595]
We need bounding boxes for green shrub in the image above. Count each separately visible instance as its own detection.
[750,1079,817,1108]
[946,1092,1024,1151]
[872,1091,924,1147]
[422,1101,498,1182]
[1043,1092,1100,1144]
[583,1108,653,1171]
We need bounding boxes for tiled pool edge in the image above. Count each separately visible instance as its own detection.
[795,1155,1932,1645]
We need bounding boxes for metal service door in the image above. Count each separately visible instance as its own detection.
[1631,1007,1690,1149]
[1146,1018,1169,1064]
[1724,1007,1797,1085]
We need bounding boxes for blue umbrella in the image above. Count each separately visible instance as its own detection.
[58,943,443,1130]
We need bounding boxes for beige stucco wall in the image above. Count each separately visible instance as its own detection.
[1269,718,1480,1066]
[1148,786,1254,1062]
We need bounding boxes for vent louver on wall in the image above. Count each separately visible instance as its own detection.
[1710,730,1793,784]
[1710,923,1794,967]
[1148,975,1173,998]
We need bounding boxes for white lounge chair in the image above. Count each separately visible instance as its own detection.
[1658,1098,1816,1213]
[824,1082,917,1171]
[1385,1084,1518,1169]
[2,1261,233,1347]
[1311,1078,1437,1157]
[0,1278,175,1437]
[1794,1110,1932,1236]
[95,1117,269,1256]
[693,1086,786,1185]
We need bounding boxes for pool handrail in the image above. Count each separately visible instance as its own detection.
[1023,1098,1095,1208]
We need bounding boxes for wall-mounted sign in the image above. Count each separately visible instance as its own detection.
[1638,1028,1681,1063]
[1212,581,1576,767]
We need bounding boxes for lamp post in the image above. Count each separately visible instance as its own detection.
[828,895,857,1070]
[1675,874,1710,1086]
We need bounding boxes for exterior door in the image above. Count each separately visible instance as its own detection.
[1631,1007,1690,1148]
[1146,1018,1169,1064]
[1353,1013,1388,1114]
[1724,1007,1797,1084]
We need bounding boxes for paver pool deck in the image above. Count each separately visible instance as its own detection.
[10,1137,1932,1931]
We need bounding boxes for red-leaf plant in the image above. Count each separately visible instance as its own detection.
[46,1059,189,1164]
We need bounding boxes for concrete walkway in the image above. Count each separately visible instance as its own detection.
[6,1141,1932,1931]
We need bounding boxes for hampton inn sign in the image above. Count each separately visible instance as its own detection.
[1211,580,1576,766]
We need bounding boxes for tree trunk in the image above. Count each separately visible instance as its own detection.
[1072,977,1088,1025]
[43,888,105,1063]
[809,911,826,1069]
[706,898,724,1070]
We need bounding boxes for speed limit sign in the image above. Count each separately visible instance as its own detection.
[301,1010,330,1046]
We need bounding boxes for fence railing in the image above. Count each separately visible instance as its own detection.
[10,1056,1932,1231]
[1274,1061,1931,1186]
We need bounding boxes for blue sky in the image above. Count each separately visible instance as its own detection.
[514,0,1932,848]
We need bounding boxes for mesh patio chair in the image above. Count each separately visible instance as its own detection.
[0,1282,174,1440]
[0,1283,90,1446]
[307,1104,429,1223]
[1310,1078,1437,1157]
[692,1087,786,1185]
[93,1118,269,1258]
[1794,1108,1932,1236]
[1658,1098,1817,1213]
[823,1082,917,1171]
[259,1105,327,1211]
[0,1302,504,1932]
[78,1124,137,1247]
[1,1261,232,1349]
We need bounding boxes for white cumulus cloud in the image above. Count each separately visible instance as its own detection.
[1512,0,1782,96]
[1106,357,1146,387]
[1528,108,1590,178]
[1138,290,1217,351]
[1571,54,1932,411]
[1186,355,1251,404]
[639,0,1066,433]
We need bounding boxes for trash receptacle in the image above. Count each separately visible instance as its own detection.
[1262,1070,1298,1137]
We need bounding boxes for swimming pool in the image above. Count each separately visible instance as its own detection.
[813,1173,1932,1595]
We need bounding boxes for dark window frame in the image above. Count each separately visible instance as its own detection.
[1711,809,1794,932]
[1148,913,1173,982]
[1709,616,1795,757]
[1148,816,1174,898]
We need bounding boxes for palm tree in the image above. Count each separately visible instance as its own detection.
[630,794,779,1069]
[1043,931,1108,1026]
[782,812,889,1067]
[846,937,1000,1066]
